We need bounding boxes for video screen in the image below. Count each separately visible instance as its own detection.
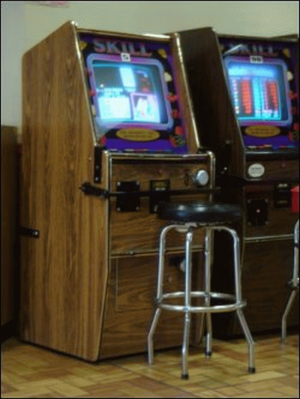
[87,54,172,131]
[224,56,292,127]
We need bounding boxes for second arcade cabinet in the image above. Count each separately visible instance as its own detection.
[177,28,299,337]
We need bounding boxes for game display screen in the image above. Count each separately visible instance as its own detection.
[221,48,299,151]
[87,55,172,130]
[79,32,188,154]
[224,56,292,127]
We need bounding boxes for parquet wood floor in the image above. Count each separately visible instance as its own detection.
[1,332,299,398]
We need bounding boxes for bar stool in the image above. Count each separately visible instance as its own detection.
[281,219,299,342]
[147,201,255,379]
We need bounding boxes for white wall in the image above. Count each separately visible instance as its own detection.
[24,1,299,51]
[1,0,299,132]
[1,1,25,133]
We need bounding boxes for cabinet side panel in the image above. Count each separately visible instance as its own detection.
[20,22,107,361]
[1,126,18,329]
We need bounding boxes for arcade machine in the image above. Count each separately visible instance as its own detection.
[176,28,299,337]
[19,21,215,361]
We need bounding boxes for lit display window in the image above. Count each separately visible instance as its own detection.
[224,57,292,126]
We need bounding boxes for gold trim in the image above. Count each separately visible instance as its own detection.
[143,33,171,39]
[173,32,201,151]
[108,152,210,162]
[77,27,170,42]
[73,23,97,147]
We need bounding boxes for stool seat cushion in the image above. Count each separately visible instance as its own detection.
[157,201,241,224]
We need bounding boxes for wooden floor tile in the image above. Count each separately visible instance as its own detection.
[1,333,298,398]
[273,385,300,397]
[46,382,87,397]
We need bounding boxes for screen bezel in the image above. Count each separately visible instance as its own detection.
[86,53,173,131]
[224,55,293,127]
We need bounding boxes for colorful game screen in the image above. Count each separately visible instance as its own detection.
[224,56,291,127]
[79,32,188,154]
[87,55,173,131]
[222,51,299,151]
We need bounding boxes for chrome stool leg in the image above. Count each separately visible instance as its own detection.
[204,228,213,357]
[182,229,193,379]
[236,309,256,373]
[281,290,298,342]
[281,220,299,342]
[147,225,173,365]
[228,227,255,373]
[147,308,161,365]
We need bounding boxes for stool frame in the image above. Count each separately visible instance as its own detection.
[147,222,255,379]
[281,219,299,342]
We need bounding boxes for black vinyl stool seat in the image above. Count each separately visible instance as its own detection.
[157,201,242,224]
[147,201,256,379]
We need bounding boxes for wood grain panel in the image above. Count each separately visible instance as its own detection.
[245,160,298,182]
[20,21,107,361]
[100,253,203,358]
[109,157,211,191]
[101,154,212,358]
[1,126,18,328]
[245,183,298,238]
[212,236,298,336]
[110,158,210,254]
[177,27,245,178]
[242,239,299,332]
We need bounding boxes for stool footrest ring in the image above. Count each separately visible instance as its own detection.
[156,291,246,313]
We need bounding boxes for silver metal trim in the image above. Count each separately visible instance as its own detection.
[245,234,294,243]
[158,292,246,313]
[207,151,216,196]
[111,246,203,259]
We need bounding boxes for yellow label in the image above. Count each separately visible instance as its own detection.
[245,125,280,138]
[79,40,87,50]
[116,129,160,142]
[158,48,167,59]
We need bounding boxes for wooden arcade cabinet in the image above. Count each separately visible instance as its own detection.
[1,126,18,342]
[20,21,215,361]
[176,28,299,337]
